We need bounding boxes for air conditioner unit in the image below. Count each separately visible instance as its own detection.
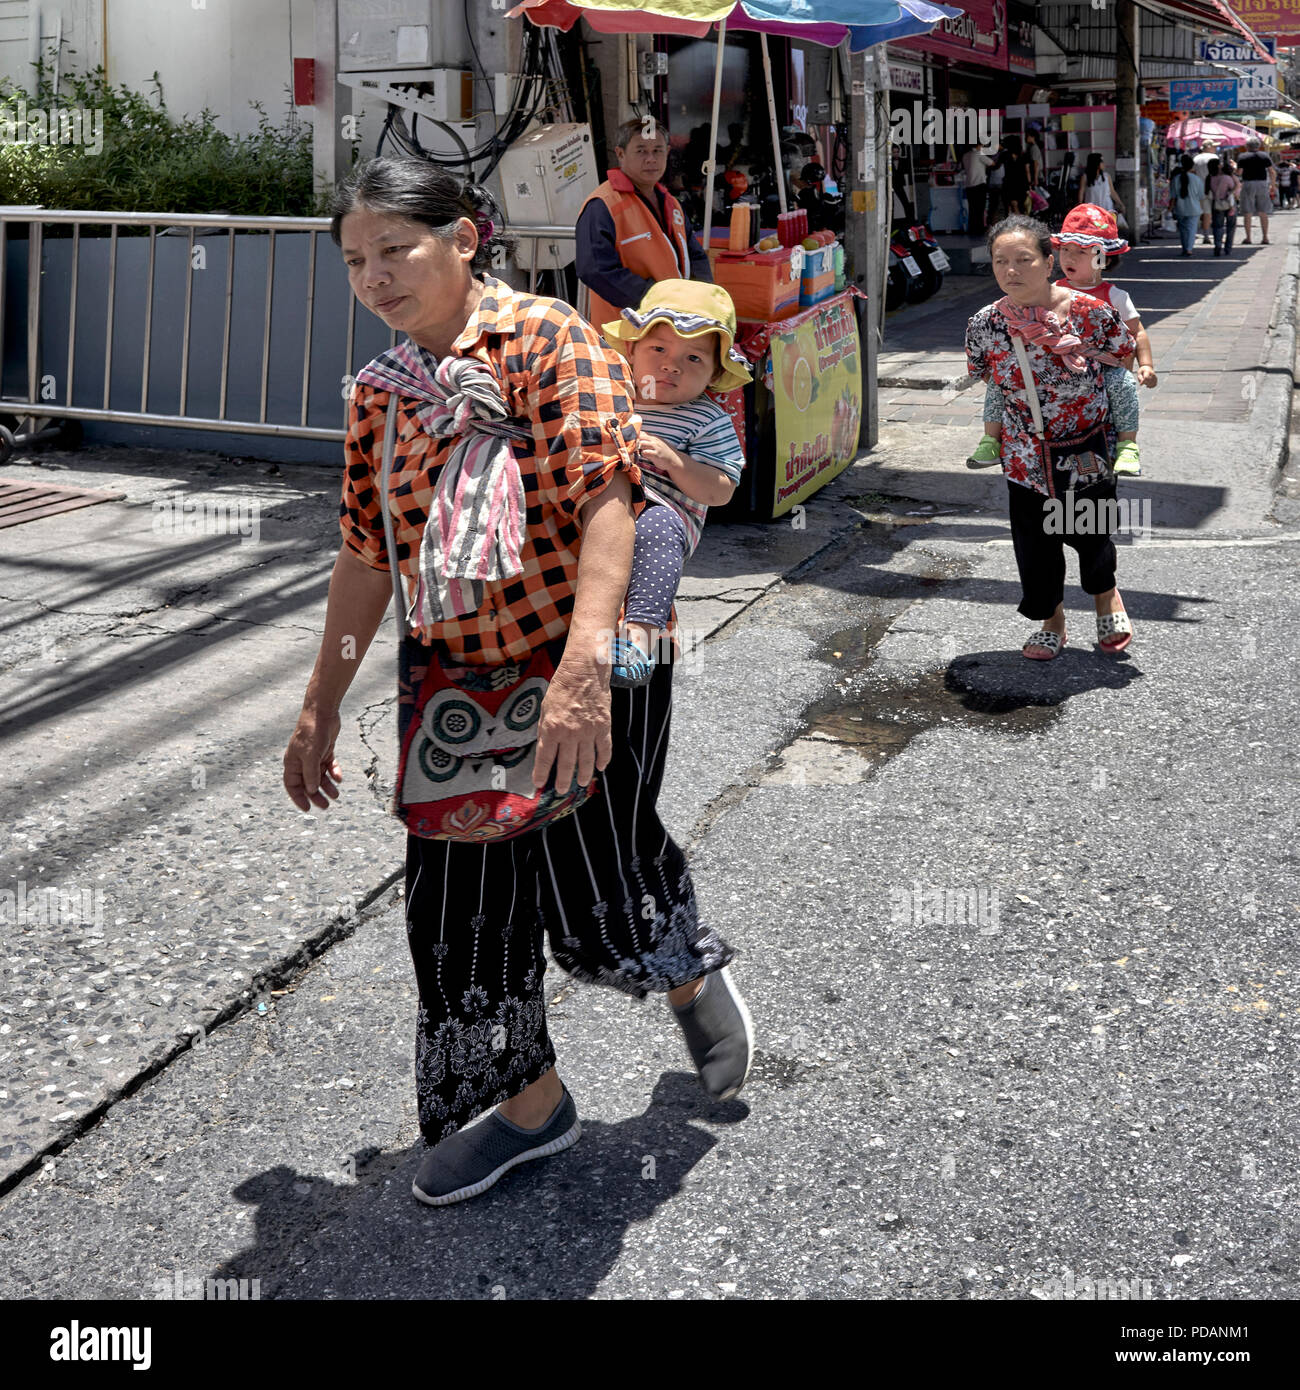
[498,124,599,271]
[338,0,437,73]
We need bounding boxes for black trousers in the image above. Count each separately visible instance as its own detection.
[402,655,734,1146]
[1007,474,1118,622]
[966,185,987,236]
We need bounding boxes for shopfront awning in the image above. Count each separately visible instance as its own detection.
[1033,0,1275,87]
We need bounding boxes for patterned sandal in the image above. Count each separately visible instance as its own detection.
[609,635,655,688]
[1096,609,1133,653]
[1022,630,1067,661]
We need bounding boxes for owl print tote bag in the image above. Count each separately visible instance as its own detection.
[377,395,598,842]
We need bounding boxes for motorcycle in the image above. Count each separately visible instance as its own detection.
[887,233,927,309]
[893,221,949,300]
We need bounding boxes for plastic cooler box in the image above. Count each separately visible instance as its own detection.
[800,245,833,279]
[711,247,800,322]
[799,271,836,307]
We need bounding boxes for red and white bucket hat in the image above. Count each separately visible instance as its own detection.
[1050,203,1130,255]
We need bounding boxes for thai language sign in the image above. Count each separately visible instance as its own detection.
[770,294,861,517]
[1226,2,1300,41]
[1169,77,1239,110]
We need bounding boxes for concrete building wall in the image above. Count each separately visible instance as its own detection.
[1,1,337,137]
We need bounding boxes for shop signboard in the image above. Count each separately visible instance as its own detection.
[769,295,862,517]
[1233,62,1283,107]
[1225,3,1300,43]
[1198,36,1276,61]
[1008,1,1037,78]
[889,0,1008,71]
[887,59,925,95]
[1169,77,1239,110]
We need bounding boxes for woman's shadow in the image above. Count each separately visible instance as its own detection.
[946,634,1145,713]
[219,1071,740,1300]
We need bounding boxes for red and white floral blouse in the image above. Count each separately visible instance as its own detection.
[965,292,1136,497]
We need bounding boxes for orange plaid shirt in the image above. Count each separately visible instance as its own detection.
[340,277,660,664]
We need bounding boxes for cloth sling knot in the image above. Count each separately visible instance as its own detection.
[997,296,1125,374]
[356,341,532,627]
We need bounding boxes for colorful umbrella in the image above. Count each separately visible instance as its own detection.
[1255,109,1300,129]
[509,0,961,240]
[510,0,962,51]
[1165,117,1258,147]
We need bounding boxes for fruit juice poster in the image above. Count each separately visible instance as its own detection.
[770,295,862,516]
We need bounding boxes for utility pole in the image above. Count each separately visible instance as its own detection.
[845,42,885,452]
[313,0,352,203]
[1114,0,1141,244]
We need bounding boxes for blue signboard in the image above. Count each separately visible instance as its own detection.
[1169,77,1239,110]
[1198,36,1275,62]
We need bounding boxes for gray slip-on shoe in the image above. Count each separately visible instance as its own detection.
[412,1085,581,1207]
[670,966,754,1101]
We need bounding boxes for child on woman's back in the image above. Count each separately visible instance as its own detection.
[600,280,753,685]
[968,204,1156,476]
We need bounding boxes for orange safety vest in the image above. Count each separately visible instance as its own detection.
[579,169,696,336]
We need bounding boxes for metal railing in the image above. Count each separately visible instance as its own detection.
[0,210,576,443]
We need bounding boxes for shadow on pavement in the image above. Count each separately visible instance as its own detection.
[947,647,1145,713]
[217,1072,740,1300]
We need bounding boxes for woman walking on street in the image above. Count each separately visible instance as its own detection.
[965,215,1137,659]
[1207,157,1241,257]
[1003,135,1029,215]
[1077,153,1125,229]
[282,157,753,1207]
[1171,155,1205,256]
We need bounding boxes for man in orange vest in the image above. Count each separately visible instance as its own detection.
[576,117,713,336]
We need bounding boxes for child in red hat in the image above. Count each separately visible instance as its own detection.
[968,204,1155,476]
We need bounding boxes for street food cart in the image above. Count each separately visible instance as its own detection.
[702,216,865,520]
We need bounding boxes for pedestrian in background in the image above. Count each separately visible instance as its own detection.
[1236,138,1275,245]
[1078,153,1126,229]
[965,214,1137,660]
[1207,157,1241,257]
[1192,141,1218,246]
[961,142,996,237]
[284,157,752,1209]
[1003,135,1029,215]
[1171,155,1204,256]
[986,143,1007,223]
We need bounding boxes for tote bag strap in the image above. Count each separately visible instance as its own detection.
[1011,333,1046,440]
[377,393,410,642]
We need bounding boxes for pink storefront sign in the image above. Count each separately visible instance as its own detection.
[890,0,1008,70]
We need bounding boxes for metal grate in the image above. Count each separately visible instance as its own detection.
[0,480,125,529]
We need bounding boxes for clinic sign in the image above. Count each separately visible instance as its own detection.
[1169,77,1239,110]
[1199,35,1279,108]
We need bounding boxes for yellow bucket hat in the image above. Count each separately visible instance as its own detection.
[601,279,753,393]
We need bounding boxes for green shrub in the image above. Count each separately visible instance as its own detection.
[0,61,323,215]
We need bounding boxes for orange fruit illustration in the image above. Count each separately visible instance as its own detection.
[778,341,803,396]
[791,356,813,412]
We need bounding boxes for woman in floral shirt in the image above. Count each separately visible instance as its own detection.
[966,214,1137,657]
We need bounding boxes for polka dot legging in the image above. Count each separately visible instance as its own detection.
[624,502,691,631]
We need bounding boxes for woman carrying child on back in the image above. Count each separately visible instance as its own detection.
[967,204,1154,476]
[1206,157,1242,256]
[964,214,1137,660]
[598,280,754,685]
